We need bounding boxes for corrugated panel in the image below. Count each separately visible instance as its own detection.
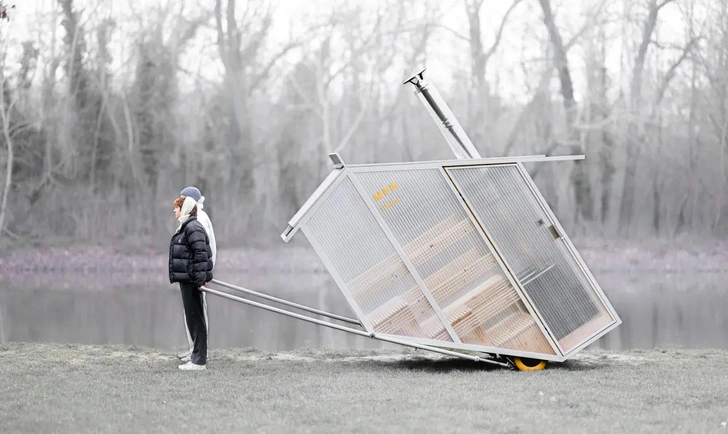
[303,176,452,341]
[353,169,555,355]
[446,165,614,353]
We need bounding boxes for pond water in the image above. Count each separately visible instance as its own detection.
[1,269,726,353]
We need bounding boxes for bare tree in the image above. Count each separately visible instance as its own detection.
[0,29,40,243]
[0,301,6,344]
[584,24,616,227]
[697,0,728,234]
[618,0,676,234]
[457,0,524,149]
[214,0,299,235]
[537,0,594,223]
[1,0,727,246]
[0,73,15,242]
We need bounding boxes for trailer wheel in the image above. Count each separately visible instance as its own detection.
[513,357,547,371]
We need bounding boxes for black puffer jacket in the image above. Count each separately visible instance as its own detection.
[168,217,213,287]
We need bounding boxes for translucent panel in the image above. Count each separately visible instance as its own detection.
[353,169,555,355]
[447,165,615,353]
[303,176,451,341]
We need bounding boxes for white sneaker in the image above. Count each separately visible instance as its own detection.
[177,350,191,360]
[178,361,206,371]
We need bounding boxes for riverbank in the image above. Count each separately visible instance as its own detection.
[3,238,728,274]
[2,239,727,291]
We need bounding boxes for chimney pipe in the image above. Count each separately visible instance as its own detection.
[403,68,481,159]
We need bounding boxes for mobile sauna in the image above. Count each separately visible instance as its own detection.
[204,69,621,371]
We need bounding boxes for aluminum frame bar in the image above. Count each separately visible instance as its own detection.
[201,286,507,367]
[210,279,361,326]
[347,155,583,171]
[376,333,565,362]
[281,167,347,242]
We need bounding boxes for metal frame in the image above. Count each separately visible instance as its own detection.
[210,279,361,325]
[443,163,568,355]
[281,167,348,242]
[347,173,463,344]
[202,286,508,367]
[281,156,585,243]
[346,155,583,171]
[376,333,566,362]
[437,166,563,357]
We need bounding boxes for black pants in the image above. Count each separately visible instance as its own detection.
[180,282,207,365]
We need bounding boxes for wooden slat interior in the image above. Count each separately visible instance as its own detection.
[346,214,556,355]
[368,296,425,337]
[347,216,464,304]
[419,275,556,355]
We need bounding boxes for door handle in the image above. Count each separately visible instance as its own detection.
[547,224,562,240]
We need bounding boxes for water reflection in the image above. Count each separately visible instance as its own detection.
[1,270,726,352]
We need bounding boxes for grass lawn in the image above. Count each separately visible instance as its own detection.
[2,343,727,433]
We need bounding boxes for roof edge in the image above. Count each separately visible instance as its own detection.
[346,154,584,170]
[280,167,346,243]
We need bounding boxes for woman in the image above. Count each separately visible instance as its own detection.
[177,186,216,364]
[169,195,213,370]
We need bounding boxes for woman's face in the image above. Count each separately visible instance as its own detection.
[174,206,181,219]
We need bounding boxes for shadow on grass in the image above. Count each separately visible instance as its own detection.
[361,356,603,373]
[364,356,504,373]
[546,359,602,372]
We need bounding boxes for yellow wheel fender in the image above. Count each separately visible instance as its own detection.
[513,357,547,371]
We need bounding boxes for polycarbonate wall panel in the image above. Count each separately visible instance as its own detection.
[303,176,451,341]
[353,169,555,355]
[447,165,614,352]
